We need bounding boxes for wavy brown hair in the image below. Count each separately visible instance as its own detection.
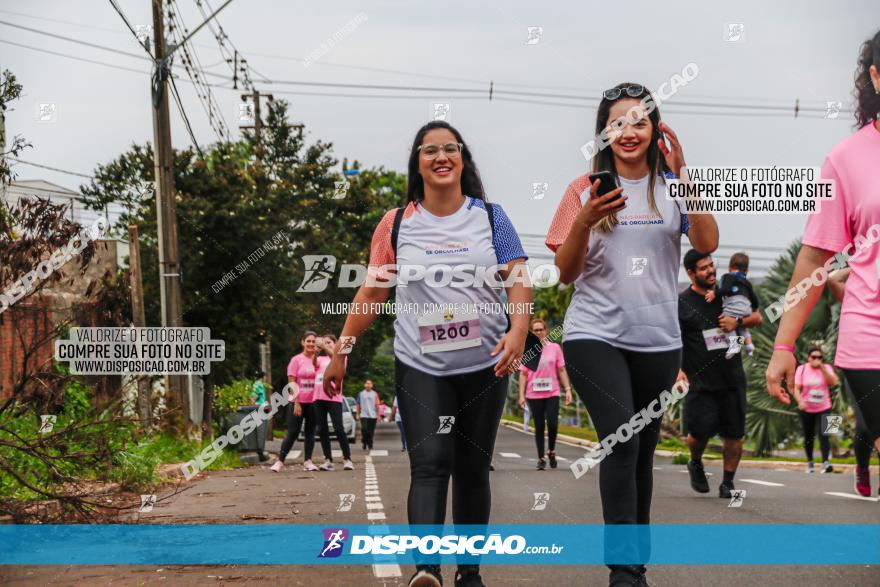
[592,82,671,233]
[853,29,880,128]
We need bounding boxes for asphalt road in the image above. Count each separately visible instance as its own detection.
[2,422,878,587]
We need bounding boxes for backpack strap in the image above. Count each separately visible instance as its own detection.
[390,207,405,254]
[484,201,497,243]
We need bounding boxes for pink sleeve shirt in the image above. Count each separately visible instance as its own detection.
[795,363,834,413]
[802,123,880,369]
[286,353,316,404]
[520,342,566,399]
[311,355,344,402]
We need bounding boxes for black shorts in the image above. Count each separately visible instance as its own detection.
[684,384,746,440]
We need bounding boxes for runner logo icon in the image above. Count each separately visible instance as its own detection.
[319,528,349,558]
[437,416,455,434]
[823,415,843,435]
[531,492,550,511]
[337,494,355,512]
[727,490,747,508]
[297,255,338,292]
[629,257,648,276]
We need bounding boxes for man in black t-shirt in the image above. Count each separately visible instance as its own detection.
[678,249,763,498]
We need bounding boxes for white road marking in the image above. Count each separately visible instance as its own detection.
[653,467,663,470]
[774,468,790,472]
[283,450,301,462]
[364,455,401,578]
[556,456,568,461]
[373,564,402,578]
[499,452,521,458]
[331,450,343,458]
[370,450,389,456]
[825,491,880,502]
[739,479,785,487]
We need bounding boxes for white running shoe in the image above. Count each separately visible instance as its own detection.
[319,461,335,471]
[343,459,354,470]
[302,460,319,472]
[806,462,815,473]
[821,461,833,474]
[270,461,284,472]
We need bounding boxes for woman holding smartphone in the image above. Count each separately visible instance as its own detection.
[323,121,531,587]
[766,29,880,475]
[546,83,718,586]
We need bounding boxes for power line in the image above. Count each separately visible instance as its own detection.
[107,0,153,58]
[168,74,206,156]
[7,157,94,178]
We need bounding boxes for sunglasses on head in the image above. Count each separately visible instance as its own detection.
[603,85,646,101]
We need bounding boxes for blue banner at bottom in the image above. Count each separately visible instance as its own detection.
[1,524,878,565]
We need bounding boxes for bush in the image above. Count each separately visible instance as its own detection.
[213,379,254,433]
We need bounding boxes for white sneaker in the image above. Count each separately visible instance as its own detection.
[806,462,815,473]
[302,459,319,471]
[319,461,335,471]
[822,461,833,474]
[270,460,284,472]
[343,459,354,470]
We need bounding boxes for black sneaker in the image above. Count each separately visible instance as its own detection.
[455,567,485,587]
[687,460,710,493]
[609,565,642,586]
[536,458,546,470]
[548,450,558,469]
[719,481,734,499]
[409,565,442,587]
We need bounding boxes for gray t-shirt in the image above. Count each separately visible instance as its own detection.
[357,389,378,419]
[547,173,688,352]
[369,198,527,376]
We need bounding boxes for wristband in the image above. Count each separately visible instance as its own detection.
[773,344,795,353]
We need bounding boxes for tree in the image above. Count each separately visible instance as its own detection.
[79,100,404,411]
[744,240,844,456]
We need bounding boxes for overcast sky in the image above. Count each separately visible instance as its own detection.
[4,0,878,265]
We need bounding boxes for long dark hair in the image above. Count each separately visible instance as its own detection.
[854,29,880,128]
[405,121,486,203]
[301,330,318,368]
[592,82,670,233]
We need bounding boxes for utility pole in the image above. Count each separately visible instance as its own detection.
[128,224,152,430]
[151,0,189,433]
[239,90,273,154]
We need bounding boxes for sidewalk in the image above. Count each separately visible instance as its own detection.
[500,421,861,473]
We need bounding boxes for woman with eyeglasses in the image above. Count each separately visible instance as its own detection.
[546,82,718,587]
[518,318,572,470]
[323,120,531,587]
[766,29,880,490]
[794,347,840,473]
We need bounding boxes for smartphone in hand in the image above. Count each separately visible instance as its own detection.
[588,171,623,206]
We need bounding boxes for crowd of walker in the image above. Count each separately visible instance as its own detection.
[253,30,880,587]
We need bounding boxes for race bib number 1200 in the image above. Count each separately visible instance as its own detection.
[418,308,482,354]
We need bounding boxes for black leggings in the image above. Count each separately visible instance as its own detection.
[361,418,377,448]
[798,409,831,462]
[278,401,316,462]
[562,340,681,526]
[315,400,351,461]
[395,359,507,526]
[526,396,559,458]
[846,376,877,469]
[843,369,880,451]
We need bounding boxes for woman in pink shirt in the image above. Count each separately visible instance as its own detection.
[517,319,572,470]
[271,331,320,472]
[767,29,880,493]
[794,347,840,473]
[313,334,353,471]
